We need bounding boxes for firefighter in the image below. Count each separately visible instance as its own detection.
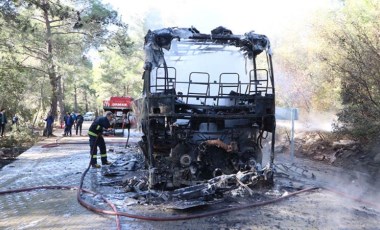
[88,111,114,168]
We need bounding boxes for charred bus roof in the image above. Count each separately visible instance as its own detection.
[143,26,272,70]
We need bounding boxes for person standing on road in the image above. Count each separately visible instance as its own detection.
[71,112,77,130]
[0,108,7,137]
[44,112,54,137]
[75,112,84,136]
[88,111,114,168]
[64,112,74,136]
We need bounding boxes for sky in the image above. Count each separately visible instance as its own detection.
[102,0,333,38]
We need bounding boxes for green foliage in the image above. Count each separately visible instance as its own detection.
[93,22,144,102]
[81,0,118,25]
[95,46,143,100]
[274,19,341,114]
[0,0,136,124]
[0,125,39,148]
[315,0,380,140]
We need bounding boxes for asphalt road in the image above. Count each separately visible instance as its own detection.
[0,122,379,229]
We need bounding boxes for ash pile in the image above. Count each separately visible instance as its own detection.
[104,144,275,209]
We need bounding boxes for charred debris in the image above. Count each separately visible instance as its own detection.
[113,26,276,207]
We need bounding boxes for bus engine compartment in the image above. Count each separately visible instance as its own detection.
[136,26,276,190]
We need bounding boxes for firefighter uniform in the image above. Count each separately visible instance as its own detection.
[88,112,113,167]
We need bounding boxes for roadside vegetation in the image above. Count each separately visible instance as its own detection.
[0,125,39,167]
[275,0,379,143]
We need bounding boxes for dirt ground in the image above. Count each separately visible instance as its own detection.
[1,126,379,229]
[290,131,380,188]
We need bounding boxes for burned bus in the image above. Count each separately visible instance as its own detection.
[137,26,275,189]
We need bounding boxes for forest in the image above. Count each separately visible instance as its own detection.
[0,0,379,145]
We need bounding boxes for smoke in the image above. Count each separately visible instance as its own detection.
[273,152,380,228]
[276,110,337,133]
[314,161,380,228]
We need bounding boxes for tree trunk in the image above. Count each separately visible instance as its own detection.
[43,1,59,120]
[74,83,78,112]
[48,72,58,117]
[84,91,88,112]
[57,75,65,126]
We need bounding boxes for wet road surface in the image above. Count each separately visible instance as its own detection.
[1,122,379,229]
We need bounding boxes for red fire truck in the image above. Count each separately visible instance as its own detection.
[102,96,135,134]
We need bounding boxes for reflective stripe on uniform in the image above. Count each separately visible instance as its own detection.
[92,155,97,158]
[96,125,101,130]
[88,130,97,137]
[101,154,107,157]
